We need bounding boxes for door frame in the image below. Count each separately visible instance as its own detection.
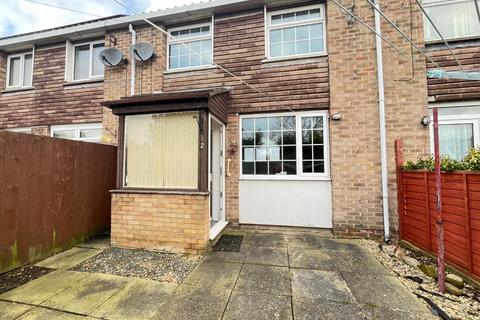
[208,114,227,239]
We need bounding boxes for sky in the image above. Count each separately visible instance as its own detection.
[0,0,205,37]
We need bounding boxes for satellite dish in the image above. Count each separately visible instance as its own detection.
[131,43,154,62]
[98,48,125,67]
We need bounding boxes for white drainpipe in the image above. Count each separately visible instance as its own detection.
[129,24,136,96]
[373,0,390,242]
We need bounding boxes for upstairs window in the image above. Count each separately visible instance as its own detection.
[424,0,480,41]
[65,40,104,82]
[167,23,213,70]
[6,52,33,89]
[266,4,326,59]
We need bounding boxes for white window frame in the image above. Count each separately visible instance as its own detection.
[265,4,327,60]
[51,123,103,143]
[6,51,34,89]
[239,111,330,181]
[70,40,105,81]
[429,114,480,155]
[7,127,32,134]
[166,21,214,71]
[423,0,480,42]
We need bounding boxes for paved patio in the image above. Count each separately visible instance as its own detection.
[0,232,437,320]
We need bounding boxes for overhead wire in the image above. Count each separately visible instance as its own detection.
[330,0,423,67]
[23,0,103,18]
[364,0,441,69]
[414,0,464,71]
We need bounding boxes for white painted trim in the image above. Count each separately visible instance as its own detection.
[7,127,32,133]
[210,220,228,240]
[209,114,226,226]
[238,110,330,180]
[429,101,480,108]
[265,3,326,59]
[166,21,213,71]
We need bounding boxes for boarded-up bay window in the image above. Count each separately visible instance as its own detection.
[124,112,199,189]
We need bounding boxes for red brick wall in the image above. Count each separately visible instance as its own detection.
[0,44,104,131]
[426,42,480,102]
[111,192,210,254]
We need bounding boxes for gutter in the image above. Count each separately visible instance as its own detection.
[373,0,390,242]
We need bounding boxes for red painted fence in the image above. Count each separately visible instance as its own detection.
[396,142,480,280]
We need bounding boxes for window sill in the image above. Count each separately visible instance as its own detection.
[111,189,209,196]
[164,65,217,75]
[63,78,104,87]
[425,35,480,47]
[1,86,35,94]
[239,176,331,182]
[262,53,328,65]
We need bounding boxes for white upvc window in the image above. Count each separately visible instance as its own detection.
[7,127,32,133]
[266,4,326,59]
[423,0,480,41]
[51,123,102,143]
[167,22,213,70]
[429,113,480,160]
[65,40,104,81]
[240,111,329,179]
[6,52,33,89]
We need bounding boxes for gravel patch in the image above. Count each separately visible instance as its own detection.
[0,265,53,294]
[71,247,202,284]
[356,239,480,320]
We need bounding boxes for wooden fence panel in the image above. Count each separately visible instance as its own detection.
[399,170,480,280]
[0,131,116,273]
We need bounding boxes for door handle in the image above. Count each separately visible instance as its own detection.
[227,158,232,177]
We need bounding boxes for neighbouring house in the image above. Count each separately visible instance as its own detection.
[0,0,477,254]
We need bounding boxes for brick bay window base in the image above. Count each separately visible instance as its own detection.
[103,88,229,254]
[111,191,209,254]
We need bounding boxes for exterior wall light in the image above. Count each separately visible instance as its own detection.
[331,113,343,121]
[421,115,431,127]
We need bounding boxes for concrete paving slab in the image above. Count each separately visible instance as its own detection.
[40,272,131,315]
[0,301,33,320]
[16,307,85,320]
[244,233,287,247]
[342,273,429,313]
[91,278,177,320]
[292,297,365,320]
[223,290,292,320]
[183,261,242,290]
[154,283,230,320]
[244,246,288,266]
[35,247,101,269]
[333,250,391,276]
[360,305,438,320]
[288,247,334,270]
[203,250,246,264]
[286,234,326,249]
[291,269,354,303]
[0,270,90,305]
[235,264,291,295]
[320,239,367,252]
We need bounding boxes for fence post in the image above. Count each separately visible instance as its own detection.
[464,174,473,273]
[395,139,404,240]
[424,172,432,251]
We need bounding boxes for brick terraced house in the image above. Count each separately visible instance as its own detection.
[1,0,479,253]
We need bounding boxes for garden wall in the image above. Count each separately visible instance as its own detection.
[0,131,116,273]
[398,170,480,280]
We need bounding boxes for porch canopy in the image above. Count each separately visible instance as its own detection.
[102,87,230,124]
[102,88,230,192]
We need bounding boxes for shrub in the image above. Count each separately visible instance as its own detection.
[402,148,480,172]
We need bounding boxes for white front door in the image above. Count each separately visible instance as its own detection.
[209,116,227,238]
